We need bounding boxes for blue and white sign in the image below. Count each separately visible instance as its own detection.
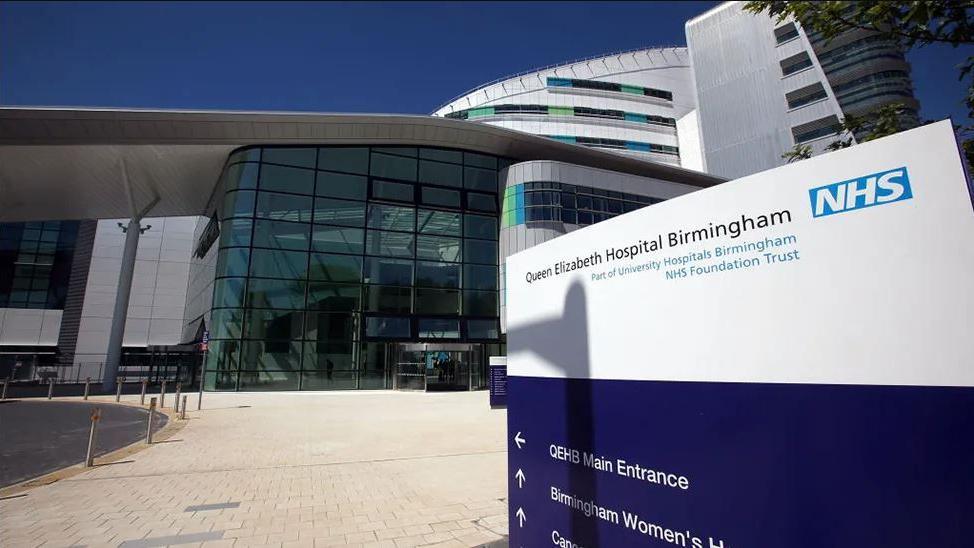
[489,356,508,408]
[506,121,974,547]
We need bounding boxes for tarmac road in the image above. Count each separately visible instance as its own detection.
[0,400,167,488]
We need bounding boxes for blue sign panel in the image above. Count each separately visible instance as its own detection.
[489,363,507,408]
[507,377,974,547]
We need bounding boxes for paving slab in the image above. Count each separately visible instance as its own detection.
[0,390,508,547]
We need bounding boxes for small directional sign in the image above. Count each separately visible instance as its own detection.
[515,507,526,528]
[513,431,525,449]
[515,468,525,488]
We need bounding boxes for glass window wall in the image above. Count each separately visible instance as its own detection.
[206,145,503,391]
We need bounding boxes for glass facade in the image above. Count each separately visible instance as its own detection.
[205,146,504,391]
[0,221,79,309]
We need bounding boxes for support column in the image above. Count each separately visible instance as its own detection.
[101,158,159,392]
[102,216,142,391]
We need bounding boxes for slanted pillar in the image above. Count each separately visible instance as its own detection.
[102,216,142,391]
[102,159,159,391]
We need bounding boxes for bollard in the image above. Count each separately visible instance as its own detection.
[146,397,157,444]
[160,380,167,408]
[47,378,54,399]
[1,377,8,400]
[83,377,91,400]
[85,407,101,467]
[140,379,147,405]
[116,379,123,402]
[180,395,187,420]
[174,383,182,414]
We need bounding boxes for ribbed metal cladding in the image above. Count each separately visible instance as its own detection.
[56,219,97,366]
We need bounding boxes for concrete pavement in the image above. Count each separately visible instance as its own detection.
[0,390,509,547]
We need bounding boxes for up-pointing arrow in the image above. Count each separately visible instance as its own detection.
[514,431,526,449]
[515,468,526,488]
[516,507,526,528]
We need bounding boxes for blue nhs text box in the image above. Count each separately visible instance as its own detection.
[809,166,912,217]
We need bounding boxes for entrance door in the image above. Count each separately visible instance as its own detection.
[395,349,426,390]
[424,350,470,391]
[394,343,479,391]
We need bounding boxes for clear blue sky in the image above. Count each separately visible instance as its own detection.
[0,1,969,125]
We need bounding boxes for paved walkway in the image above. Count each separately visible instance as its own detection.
[0,391,509,547]
[0,400,167,488]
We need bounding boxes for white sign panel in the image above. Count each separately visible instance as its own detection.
[505,121,974,547]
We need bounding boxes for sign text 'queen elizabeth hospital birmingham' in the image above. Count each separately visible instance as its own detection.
[505,120,974,548]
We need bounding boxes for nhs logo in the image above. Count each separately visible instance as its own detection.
[809,167,913,218]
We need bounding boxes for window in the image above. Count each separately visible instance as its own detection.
[210,309,243,339]
[252,219,310,251]
[415,288,461,314]
[216,248,250,278]
[224,162,259,191]
[223,190,255,219]
[313,197,366,227]
[364,257,413,286]
[318,147,369,174]
[213,278,246,308]
[419,160,463,188]
[416,235,461,262]
[419,319,460,339]
[246,278,307,309]
[367,204,415,232]
[244,309,304,340]
[250,248,308,279]
[309,253,363,283]
[370,153,417,181]
[421,186,461,208]
[316,171,367,200]
[366,230,415,258]
[787,84,828,109]
[363,285,411,313]
[417,210,461,236]
[305,311,359,341]
[774,22,800,44]
[464,290,497,316]
[372,179,415,203]
[229,148,260,163]
[365,317,410,338]
[464,167,497,192]
[464,265,497,290]
[262,148,316,169]
[467,192,497,212]
[463,152,497,169]
[792,115,842,144]
[259,164,315,194]
[416,262,461,288]
[467,319,499,339]
[463,239,496,265]
[419,148,463,164]
[307,283,360,311]
[220,218,252,248]
[780,52,813,76]
[256,192,313,223]
[464,214,497,240]
[311,226,364,254]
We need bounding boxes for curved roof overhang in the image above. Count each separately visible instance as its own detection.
[0,107,722,222]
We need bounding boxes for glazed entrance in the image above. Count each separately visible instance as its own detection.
[394,343,484,391]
